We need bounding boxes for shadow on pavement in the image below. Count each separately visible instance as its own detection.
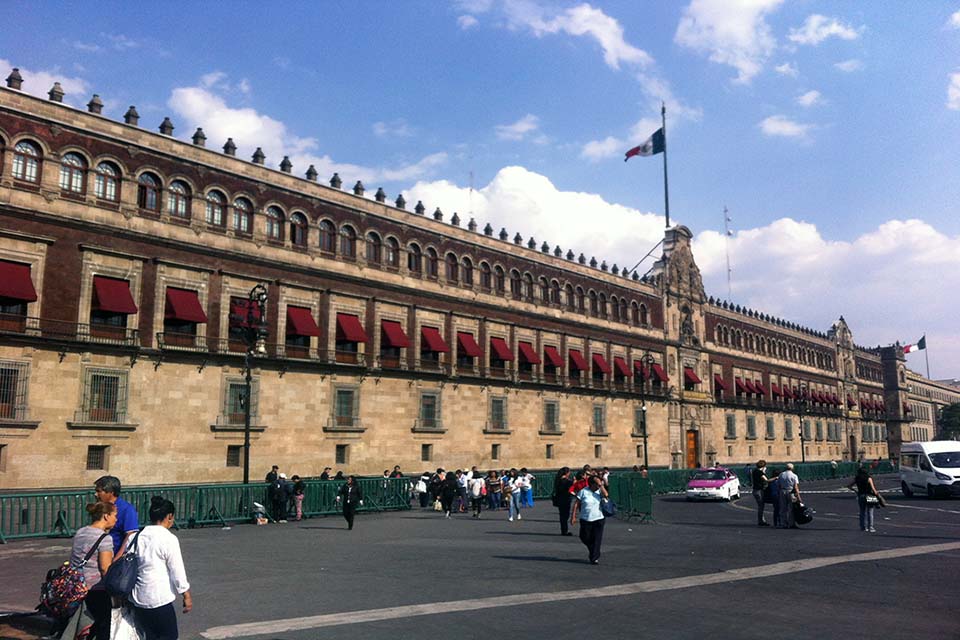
[492,554,586,564]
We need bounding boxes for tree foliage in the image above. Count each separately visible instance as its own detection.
[938,403,960,439]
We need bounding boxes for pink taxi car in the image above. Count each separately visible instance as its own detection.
[685,467,741,501]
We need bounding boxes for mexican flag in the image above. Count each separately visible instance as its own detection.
[625,128,665,161]
[903,336,926,353]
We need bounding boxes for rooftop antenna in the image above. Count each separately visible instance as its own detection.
[723,206,733,300]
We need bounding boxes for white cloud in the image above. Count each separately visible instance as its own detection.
[796,90,823,107]
[758,115,812,138]
[948,72,960,110]
[788,14,862,46]
[581,136,624,161]
[102,33,140,50]
[495,114,541,141]
[950,11,960,29]
[834,58,863,72]
[504,2,653,70]
[72,41,102,53]
[373,119,414,138]
[692,218,960,375]
[674,0,784,84]
[774,62,799,77]
[167,83,446,186]
[0,58,90,107]
[458,15,479,29]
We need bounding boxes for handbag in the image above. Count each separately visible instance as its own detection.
[39,531,109,619]
[864,494,880,505]
[110,605,144,640]
[103,530,142,598]
[433,499,443,512]
[600,498,617,518]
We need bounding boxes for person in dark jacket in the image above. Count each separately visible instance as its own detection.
[553,467,574,536]
[268,473,289,523]
[335,475,363,530]
[440,471,460,518]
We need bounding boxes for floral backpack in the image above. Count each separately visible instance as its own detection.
[39,532,109,619]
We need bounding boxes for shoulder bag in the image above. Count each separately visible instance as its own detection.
[600,497,617,518]
[864,494,880,505]
[103,529,142,598]
[39,531,109,619]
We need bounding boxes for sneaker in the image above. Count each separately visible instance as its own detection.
[279,519,288,523]
[508,516,514,522]
[869,528,877,533]
[517,514,522,520]
[445,513,450,519]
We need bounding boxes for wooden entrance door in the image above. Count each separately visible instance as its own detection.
[686,430,699,468]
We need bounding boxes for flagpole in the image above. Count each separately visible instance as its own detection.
[923,335,930,379]
[661,102,670,228]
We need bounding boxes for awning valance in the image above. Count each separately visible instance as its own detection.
[771,383,781,396]
[568,349,588,371]
[592,353,611,374]
[736,378,749,394]
[684,367,702,384]
[613,356,631,378]
[420,326,449,352]
[490,337,515,361]
[650,363,668,383]
[457,331,482,357]
[714,374,729,391]
[286,306,320,336]
[336,313,368,342]
[754,380,766,395]
[93,276,138,314]
[543,345,564,368]
[164,288,207,324]
[381,320,410,348]
[518,341,541,364]
[0,260,38,302]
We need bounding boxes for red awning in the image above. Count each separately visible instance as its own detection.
[230,298,261,328]
[810,391,822,403]
[490,337,514,361]
[832,393,841,406]
[745,380,760,394]
[165,288,208,323]
[381,320,410,348]
[457,332,482,357]
[286,306,320,336]
[336,313,368,343]
[634,361,648,380]
[754,380,767,395]
[568,349,588,371]
[420,326,449,352]
[735,378,749,393]
[684,367,702,384]
[0,260,38,302]
[771,383,781,396]
[782,386,795,399]
[847,394,857,408]
[650,363,668,383]
[92,276,138,314]
[714,374,728,391]
[879,402,886,412]
[592,353,611,374]
[861,398,872,410]
[518,341,541,364]
[613,356,632,377]
[543,345,564,368]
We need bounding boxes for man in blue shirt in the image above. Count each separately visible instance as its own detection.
[95,475,139,553]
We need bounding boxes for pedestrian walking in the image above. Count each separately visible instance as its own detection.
[335,475,364,530]
[518,468,535,508]
[456,469,469,512]
[570,475,608,564]
[486,470,501,511]
[751,460,772,526]
[440,470,459,518]
[268,473,288,523]
[848,466,885,532]
[61,502,116,639]
[93,475,139,554]
[469,471,486,518]
[291,475,305,521]
[505,468,522,521]
[776,463,801,529]
[416,471,431,508]
[130,497,193,640]
[553,467,574,536]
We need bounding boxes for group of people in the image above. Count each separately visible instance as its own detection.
[751,459,887,531]
[413,467,537,520]
[264,465,306,522]
[62,475,191,639]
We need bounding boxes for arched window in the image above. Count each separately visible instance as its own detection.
[232,198,252,234]
[137,173,161,212]
[510,270,522,299]
[385,237,400,268]
[205,190,226,226]
[551,280,561,305]
[619,298,628,323]
[290,213,308,247]
[445,252,459,283]
[94,162,120,201]
[461,257,473,286]
[494,266,505,294]
[366,232,382,264]
[631,301,640,324]
[539,277,549,303]
[425,247,438,278]
[408,243,422,273]
[266,205,284,241]
[340,225,357,258]
[480,262,492,291]
[598,293,607,318]
[566,284,576,311]
[59,152,87,194]
[589,291,599,316]
[611,296,620,321]
[576,287,585,313]
[640,303,649,325]
[522,274,534,301]
[318,220,336,253]
[12,140,41,183]
[167,180,191,219]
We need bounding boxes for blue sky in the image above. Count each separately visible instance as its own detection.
[3,1,959,378]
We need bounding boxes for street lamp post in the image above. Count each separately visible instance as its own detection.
[797,385,807,463]
[637,352,656,470]
[238,284,269,485]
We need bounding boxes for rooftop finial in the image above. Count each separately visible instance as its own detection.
[192,128,207,147]
[159,117,175,136]
[87,94,104,114]
[375,187,386,203]
[280,156,292,173]
[123,106,140,126]
[330,173,342,189]
[353,181,365,196]
[414,201,425,215]
[433,207,443,221]
[305,165,318,181]
[223,138,237,155]
[252,147,265,164]
[48,82,64,102]
[395,194,406,209]
[5,68,23,90]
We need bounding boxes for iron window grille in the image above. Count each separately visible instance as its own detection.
[0,360,30,421]
[86,445,108,470]
[220,378,259,426]
[77,368,128,423]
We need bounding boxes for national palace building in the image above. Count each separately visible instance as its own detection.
[0,71,950,489]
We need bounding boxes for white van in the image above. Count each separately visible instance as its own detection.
[900,441,960,498]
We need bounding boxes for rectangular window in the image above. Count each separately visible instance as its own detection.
[421,444,432,462]
[592,404,605,434]
[489,396,507,430]
[543,400,559,432]
[746,415,757,439]
[594,444,602,458]
[222,378,258,426]
[226,445,242,468]
[727,445,733,457]
[803,420,812,441]
[816,420,824,441]
[420,393,440,429]
[725,414,737,438]
[335,444,349,465]
[784,418,794,440]
[79,368,128,424]
[634,407,648,436]
[636,445,643,459]
[765,417,775,440]
[0,361,30,421]
[546,444,554,459]
[0,443,7,472]
[335,388,358,427]
[86,445,108,471]
[491,443,501,460]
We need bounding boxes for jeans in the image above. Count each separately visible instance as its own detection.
[858,495,875,531]
[557,495,571,534]
[752,490,767,524]
[471,496,483,516]
[488,492,500,511]
[294,494,304,520]
[772,491,781,526]
[520,487,534,507]
[579,517,605,562]
[778,491,796,528]
[133,602,179,640]
[508,492,521,519]
[342,502,357,529]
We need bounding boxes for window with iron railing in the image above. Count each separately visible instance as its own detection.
[746,415,757,439]
[766,417,776,440]
[0,361,30,421]
[221,378,259,426]
[419,393,441,430]
[592,404,606,434]
[333,387,360,428]
[725,414,737,439]
[77,368,128,424]
[784,417,794,440]
[86,445,108,471]
[489,396,507,430]
[543,400,560,433]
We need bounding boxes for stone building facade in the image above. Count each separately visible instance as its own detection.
[0,72,919,489]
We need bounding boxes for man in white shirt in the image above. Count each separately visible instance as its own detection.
[777,463,801,529]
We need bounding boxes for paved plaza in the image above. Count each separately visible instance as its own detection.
[2,475,959,639]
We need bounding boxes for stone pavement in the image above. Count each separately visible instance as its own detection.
[2,475,959,639]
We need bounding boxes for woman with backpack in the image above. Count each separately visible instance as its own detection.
[59,502,117,638]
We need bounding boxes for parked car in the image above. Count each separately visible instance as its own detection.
[686,467,741,501]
